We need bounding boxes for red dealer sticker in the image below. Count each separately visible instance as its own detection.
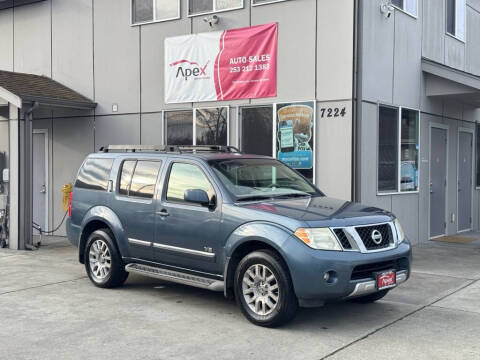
[376,270,397,290]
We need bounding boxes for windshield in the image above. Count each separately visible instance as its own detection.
[209,158,321,201]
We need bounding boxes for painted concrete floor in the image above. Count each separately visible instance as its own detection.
[1,237,479,360]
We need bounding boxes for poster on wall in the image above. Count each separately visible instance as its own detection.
[164,23,277,104]
[276,101,315,182]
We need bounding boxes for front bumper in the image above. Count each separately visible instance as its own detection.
[347,270,408,298]
[281,236,412,307]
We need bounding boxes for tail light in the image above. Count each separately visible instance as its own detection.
[68,191,73,217]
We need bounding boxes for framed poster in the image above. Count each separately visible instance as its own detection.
[276,101,315,182]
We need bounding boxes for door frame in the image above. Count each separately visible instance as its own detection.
[456,127,475,233]
[429,123,449,239]
[32,129,49,232]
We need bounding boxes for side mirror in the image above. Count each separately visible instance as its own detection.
[184,189,210,206]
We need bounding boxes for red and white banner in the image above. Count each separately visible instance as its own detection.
[164,23,277,104]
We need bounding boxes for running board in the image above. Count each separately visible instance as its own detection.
[125,263,224,292]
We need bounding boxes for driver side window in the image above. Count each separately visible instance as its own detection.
[166,163,214,204]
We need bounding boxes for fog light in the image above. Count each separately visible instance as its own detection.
[323,270,337,284]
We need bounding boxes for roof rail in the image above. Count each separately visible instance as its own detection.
[99,145,176,153]
[99,145,241,154]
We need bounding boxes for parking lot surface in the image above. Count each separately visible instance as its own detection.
[1,237,479,360]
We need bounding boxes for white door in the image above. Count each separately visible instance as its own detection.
[33,130,48,234]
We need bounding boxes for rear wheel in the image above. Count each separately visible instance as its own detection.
[85,229,128,288]
[234,250,298,327]
[350,289,389,304]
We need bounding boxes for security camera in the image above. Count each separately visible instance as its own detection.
[380,1,394,19]
[203,15,219,27]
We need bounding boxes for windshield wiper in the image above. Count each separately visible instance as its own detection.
[236,192,311,202]
[273,192,312,199]
[236,195,275,202]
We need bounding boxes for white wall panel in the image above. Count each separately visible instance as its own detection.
[251,0,316,103]
[52,0,94,100]
[94,114,141,151]
[94,0,140,114]
[13,0,51,76]
[316,0,354,101]
[0,8,13,71]
[140,112,163,145]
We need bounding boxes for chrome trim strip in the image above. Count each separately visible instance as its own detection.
[347,270,408,298]
[153,243,216,259]
[128,238,152,247]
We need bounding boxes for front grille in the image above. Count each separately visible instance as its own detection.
[355,223,392,250]
[351,259,405,280]
[334,229,352,249]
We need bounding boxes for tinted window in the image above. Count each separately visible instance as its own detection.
[119,160,136,195]
[196,107,228,146]
[75,158,113,191]
[166,163,214,204]
[447,0,456,35]
[132,0,153,23]
[165,110,193,145]
[241,106,273,156]
[129,161,162,199]
[378,106,399,193]
[189,0,213,14]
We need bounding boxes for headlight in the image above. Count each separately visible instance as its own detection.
[294,228,342,251]
[394,218,405,244]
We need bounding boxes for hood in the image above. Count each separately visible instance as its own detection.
[237,196,393,228]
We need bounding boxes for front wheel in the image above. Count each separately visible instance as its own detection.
[85,229,128,288]
[234,250,298,327]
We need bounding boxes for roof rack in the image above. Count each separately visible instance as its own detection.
[99,144,241,154]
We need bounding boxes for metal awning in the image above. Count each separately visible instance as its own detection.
[0,70,96,110]
[422,58,480,107]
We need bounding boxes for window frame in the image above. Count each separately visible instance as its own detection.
[391,0,418,19]
[116,159,163,200]
[187,0,244,17]
[445,0,466,42]
[251,0,289,7]
[164,106,230,146]
[163,161,217,207]
[131,0,181,26]
[377,104,421,196]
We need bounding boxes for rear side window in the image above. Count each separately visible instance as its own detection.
[118,160,162,199]
[75,158,114,191]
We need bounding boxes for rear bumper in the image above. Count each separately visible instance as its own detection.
[281,236,412,306]
[66,218,81,247]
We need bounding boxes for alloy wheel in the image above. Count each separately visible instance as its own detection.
[89,239,112,281]
[242,264,280,316]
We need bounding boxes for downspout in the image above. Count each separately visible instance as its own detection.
[352,0,362,202]
[23,101,39,251]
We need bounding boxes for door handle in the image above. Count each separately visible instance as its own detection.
[429,182,433,194]
[40,185,46,194]
[156,209,169,217]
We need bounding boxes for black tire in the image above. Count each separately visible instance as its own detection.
[84,228,128,288]
[350,289,389,304]
[234,250,298,327]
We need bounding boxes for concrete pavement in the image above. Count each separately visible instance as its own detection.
[0,237,479,360]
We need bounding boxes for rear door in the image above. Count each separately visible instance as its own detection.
[153,159,222,274]
[111,158,163,262]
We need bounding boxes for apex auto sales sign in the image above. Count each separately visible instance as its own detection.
[165,23,277,103]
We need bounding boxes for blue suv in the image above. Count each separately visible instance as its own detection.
[67,145,411,327]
